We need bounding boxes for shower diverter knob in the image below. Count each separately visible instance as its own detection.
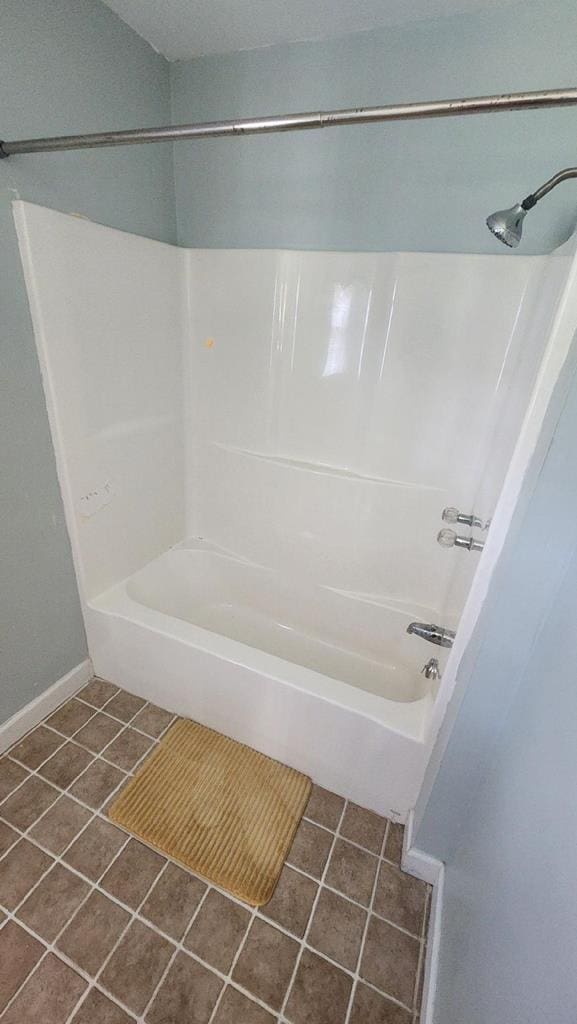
[437,528,484,552]
[442,507,484,529]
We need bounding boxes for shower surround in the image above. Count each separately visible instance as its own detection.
[14,200,573,816]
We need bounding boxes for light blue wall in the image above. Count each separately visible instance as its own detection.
[171,0,577,254]
[413,330,577,860]
[0,0,174,724]
[415,336,577,1022]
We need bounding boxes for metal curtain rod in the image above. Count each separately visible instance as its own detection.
[1,87,577,158]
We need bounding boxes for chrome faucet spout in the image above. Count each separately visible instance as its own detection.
[407,622,456,648]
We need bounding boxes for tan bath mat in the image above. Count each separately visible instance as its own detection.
[108,718,311,906]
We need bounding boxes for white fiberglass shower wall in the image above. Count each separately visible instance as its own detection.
[15,200,575,816]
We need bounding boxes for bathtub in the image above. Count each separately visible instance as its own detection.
[86,541,440,818]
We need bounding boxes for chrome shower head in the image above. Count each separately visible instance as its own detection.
[486,167,577,248]
[486,203,528,248]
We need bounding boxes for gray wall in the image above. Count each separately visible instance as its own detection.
[415,338,577,1023]
[171,0,577,254]
[0,0,175,724]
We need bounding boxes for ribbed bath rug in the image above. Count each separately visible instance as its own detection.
[108,718,311,906]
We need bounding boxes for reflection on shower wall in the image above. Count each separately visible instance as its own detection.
[186,249,544,620]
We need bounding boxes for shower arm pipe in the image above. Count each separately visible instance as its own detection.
[521,166,577,209]
[2,86,577,157]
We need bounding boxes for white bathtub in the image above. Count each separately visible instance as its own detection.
[86,541,441,818]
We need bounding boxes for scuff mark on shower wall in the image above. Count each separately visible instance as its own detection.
[78,480,113,518]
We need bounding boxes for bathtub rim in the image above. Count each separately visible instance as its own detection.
[89,578,433,742]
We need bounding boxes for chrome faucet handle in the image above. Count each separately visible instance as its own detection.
[437,528,485,552]
[442,507,485,529]
[421,657,441,680]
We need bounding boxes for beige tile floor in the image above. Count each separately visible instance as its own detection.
[0,678,430,1024]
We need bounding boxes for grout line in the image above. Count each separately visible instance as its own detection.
[127,859,174,1021]
[57,823,168,1024]
[4,680,118,756]
[44,706,101,738]
[26,684,172,756]
[0,799,133,1020]
[137,880,214,1024]
[130,883,281,1023]
[59,691,174,773]
[72,692,176,741]
[0,785,424,1018]
[0,682,126,786]
[5,741,68,778]
[2,775,372,935]
[0,685,172,1022]
[0,802,279,1021]
[89,848,187,1019]
[0,747,132,832]
[52,844,167,1024]
[0,754,92,821]
[3,795,416,1021]
[0,788,423,1019]
[204,895,261,1024]
[293,814,410,870]
[277,799,348,1023]
[343,818,389,1023]
[413,942,426,1021]
[0,768,183,1024]
[284,859,425,941]
[0,695,167,825]
[0,681,172,772]
[95,731,156,776]
[1,690,426,1024]
[131,897,276,1024]
[0,761,61,815]
[412,885,433,1019]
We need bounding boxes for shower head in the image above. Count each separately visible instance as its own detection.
[486,166,577,248]
[486,203,528,248]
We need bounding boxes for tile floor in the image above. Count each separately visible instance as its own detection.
[0,678,431,1024]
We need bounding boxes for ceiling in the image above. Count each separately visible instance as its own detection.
[101,0,519,61]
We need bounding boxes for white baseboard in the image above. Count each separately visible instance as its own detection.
[0,659,93,755]
[402,809,444,1024]
[419,863,443,1024]
[401,809,444,885]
